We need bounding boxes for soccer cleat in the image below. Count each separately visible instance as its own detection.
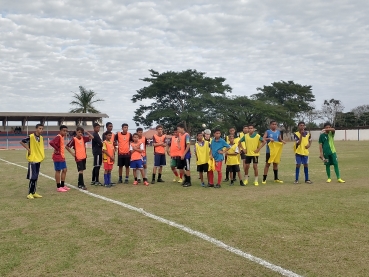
[90,181,96,185]
[78,185,87,190]
[201,182,205,187]
[110,182,116,186]
[151,180,156,184]
[94,182,102,186]
[62,186,71,190]
[254,181,259,186]
[223,178,229,182]
[118,179,123,184]
[274,179,284,184]
[173,177,177,182]
[32,193,43,198]
[144,181,149,186]
[326,178,332,183]
[229,181,234,186]
[157,178,165,182]
[182,182,192,187]
[208,184,214,187]
[133,181,138,185]
[104,184,111,188]
[177,178,183,183]
[214,184,221,188]
[305,180,313,184]
[124,179,129,184]
[57,187,68,192]
[243,179,248,185]
[337,178,346,183]
[239,180,245,186]
[262,181,267,185]
[137,179,141,183]
[294,180,299,184]
[27,193,34,199]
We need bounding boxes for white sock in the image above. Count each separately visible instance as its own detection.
[255,176,258,182]
[137,171,141,179]
[144,168,147,178]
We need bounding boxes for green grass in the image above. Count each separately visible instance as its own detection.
[0,141,368,277]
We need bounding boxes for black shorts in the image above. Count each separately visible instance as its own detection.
[245,156,259,164]
[265,153,270,163]
[118,155,131,167]
[240,151,247,160]
[226,165,240,172]
[76,159,87,171]
[93,153,102,167]
[197,163,209,172]
[177,158,190,170]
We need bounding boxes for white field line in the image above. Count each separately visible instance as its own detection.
[0,158,303,277]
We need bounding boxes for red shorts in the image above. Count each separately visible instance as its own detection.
[104,162,113,170]
[215,161,222,172]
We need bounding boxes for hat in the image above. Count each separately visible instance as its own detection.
[204,129,211,135]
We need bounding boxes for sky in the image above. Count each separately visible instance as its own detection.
[1,0,368,131]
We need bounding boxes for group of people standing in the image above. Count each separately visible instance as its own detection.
[20,120,345,199]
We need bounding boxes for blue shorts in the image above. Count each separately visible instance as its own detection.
[295,154,309,165]
[130,159,143,169]
[27,162,40,180]
[154,154,166,167]
[54,161,67,171]
[142,156,147,166]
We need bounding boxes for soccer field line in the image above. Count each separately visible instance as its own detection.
[0,157,302,277]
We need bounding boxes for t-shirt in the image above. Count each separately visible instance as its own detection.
[210,138,230,162]
[92,132,103,155]
[265,129,281,153]
[319,131,336,155]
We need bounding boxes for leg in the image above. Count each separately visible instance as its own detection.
[295,164,301,182]
[253,162,259,185]
[303,164,310,183]
[263,163,270,182]
[55,170,61,186]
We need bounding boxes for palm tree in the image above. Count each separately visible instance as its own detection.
[69,86,104,125]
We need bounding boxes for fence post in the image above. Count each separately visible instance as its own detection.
[358,129,360,141]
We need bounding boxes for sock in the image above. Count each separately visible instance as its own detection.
[152,173,156,181]
[233,169,237,180]
[225,170,229,179]
[187,175,191,183]
[29,180,36,194]
[92,167,96,182]
[135,177,137,181]
[143,177,148,182]
[158,173,162,180]
[144,168,147,178]
[217,171,222,185]
[244,175,249,181]
[273,169,278,180]
[304,167,309,181]
[61,181,65,187]
[326,165,331,179]
[57,183,61,188]
[263,175,267,181]
[125,175,129,180]
[95,166,100,182]
[173,171,179,177]
[255,176,258,182]
[119,175,122,181]
[104,174,108,185]
[295,167,300,181]
[108,173,111,184]
[208,171,214,184]
[334,164,340,179]
[78,173,84,187]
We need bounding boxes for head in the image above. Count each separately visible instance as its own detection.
[243,125,249,134]
[93,122,100,133]
[76,126,84,138]
[106,122,113,132]
[177,123,185,134]
[229,127,236,135]
[172,130,178,137]
[105,131,112,141]
[269,120,277,131]
[324,122,331,133]
[121,123,128,133]
[156,125,163,136]
[35,123,44,135]
[132,133,139,142]
[136,127,143,137]
[197,132,203,141]
[228,134,234,144]
[248,124,254,134]
[298,121,305,132]
[213,129,221,139]
[59,125,68,137]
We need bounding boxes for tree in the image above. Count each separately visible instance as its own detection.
[131,69,232,134]
[297,104,322,126]
[320,99,344,127]
[351,105,369,118]
[335,112,357,128]
[251,81,315,132]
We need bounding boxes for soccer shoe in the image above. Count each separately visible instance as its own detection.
[144,181,150,186]
[57,187,68,192]
[239,180,245,186]
[254,181,259,186]
[173,177,177,182]
[157,178,165,182]
[214,184,221,188]
[78,185,87,190]
[305,180,313,184]
[274,179,284,184]
[326,178,332,183]
[294,180,299,184]
[104,184,111,188]
[229,181,234,186]
[177,178,183,183]
[208,184,214,187]
[94,182,102,187]
[90,181,96,185]
[183,182,192,187]
[262,181,267,185]
[32,193,43,198]
[201,182,205,187]
[151,180,156,184]
[243,179,248,185]
[118,179,123,184]
[27,193,34,199]
[137,179,141,183]
[110,182,116,186]
[223,178,229,182]
[338,178,346,183]
[124,179,129,184]
[133,181,138,185]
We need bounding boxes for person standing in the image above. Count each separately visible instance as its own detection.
[177,123,192,187]
[293,122,313,184]
[209,129,230,188]
[115,123,132,184]
[151,125,166,184]
[91,123,103,186]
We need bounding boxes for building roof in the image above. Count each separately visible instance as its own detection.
[0,112,109,122]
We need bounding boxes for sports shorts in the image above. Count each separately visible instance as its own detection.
[214,161,222,171]
[197,163,209,172]
[76,159,87,171]
[245,156,259,164]
[142,156,147,166]
[295,154,309,165]
[177,158,190,170]
[226,164,240,172]
[118,155,131,167]
[103,162,113,170]
[323,152,338,166]
[130,159,143,169]
[54,161,67,171]
[154,154,166,167]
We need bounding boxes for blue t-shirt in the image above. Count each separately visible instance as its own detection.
[210,138,230,162]
[265,129,280,153]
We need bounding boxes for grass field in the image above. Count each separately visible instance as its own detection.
[0,141,368,277]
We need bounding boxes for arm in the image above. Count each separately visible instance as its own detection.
[306,134,312,149]
[65,146,75,157]
[20,137,31,155]
[278,134,286,144]
[319,143,324,159]
[85,131,94,140]
[238,136,245,151]
[254,137,266,153]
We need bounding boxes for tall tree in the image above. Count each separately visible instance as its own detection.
[132,69,232,133]
[321,98,344,127]
[351,105,369,118]
[251,81,315,132]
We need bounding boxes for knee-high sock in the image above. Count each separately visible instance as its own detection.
[78,173,84,186]
[273,169,278,180]
[304,167,309,181]
[207,171,214,184]
[217,171,222,185]
[295,167,300,181]
[92,167,96,182]
[95,166,100,182]
[334,164,340,179]
[325,165,331,178]
[104,174,108,185]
